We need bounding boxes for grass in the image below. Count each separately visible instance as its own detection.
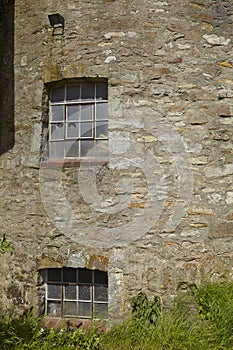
[1,283,233,349]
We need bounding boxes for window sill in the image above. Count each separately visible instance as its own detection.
[40,158,108,168]
[43,317,107,330]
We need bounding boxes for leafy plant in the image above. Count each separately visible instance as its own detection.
[0,234,14,255]
[131,292,161,325]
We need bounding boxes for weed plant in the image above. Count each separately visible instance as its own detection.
[0,283,233,349]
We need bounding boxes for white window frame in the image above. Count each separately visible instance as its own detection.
[44,268,108,319]
[49,81,108,158]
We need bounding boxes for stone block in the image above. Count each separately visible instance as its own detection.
[217,105,232,117]
[203,34,231,46]
[208,221,233,239]
[87,255,109,271]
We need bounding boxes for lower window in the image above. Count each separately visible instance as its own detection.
[43,267,108,319]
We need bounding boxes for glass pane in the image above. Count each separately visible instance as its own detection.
[67,84,80,101]
[80,104,93,121]
[80,140,95,157]
[64,301,77,317]
[95,121,108,139]
[51,105,64,121]
[63,268,77,283]
[94,140,109,158]
[94,303,108,319]
[47,301,61,317]
[80,122,93,138]
[67,122,79,138]
[81,83,95,100]
[50,87,65,103]
[96,103,108,120]
[78,268,92,283]
[78,302,92,318]
[50,141,64,158]
[94,270,108,285]
[79,285,91,300]
[94,285,108,302]
[67,105,80,121]
[96,83,107,100]
[65,285,77,300]
[47,269,62,282]
[65,140,79,157]
[50,123,64,140]
[47,284,62,299]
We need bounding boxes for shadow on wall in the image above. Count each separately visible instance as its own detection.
[0,0,14,156]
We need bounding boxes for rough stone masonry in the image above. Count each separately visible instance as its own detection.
[0,0,233,323]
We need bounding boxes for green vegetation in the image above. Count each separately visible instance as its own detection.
[0,234,13,255]
[1,283,233,349]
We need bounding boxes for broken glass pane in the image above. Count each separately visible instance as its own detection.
[67,122,79,139]
[50,123,64,140]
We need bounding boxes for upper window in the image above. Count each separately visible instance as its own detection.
[49,81,108,158]
[43,267,108,319]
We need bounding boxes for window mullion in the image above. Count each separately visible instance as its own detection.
[92,270,94,318]
[64,104,68,155]
[45,283,48,315]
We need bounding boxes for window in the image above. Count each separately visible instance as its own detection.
[49,81,108,158]
[44,267,108,319]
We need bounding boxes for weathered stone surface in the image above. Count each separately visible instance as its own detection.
[0,0,233,323]
[187,207,214,216]
[204,164,233,178]
[203,34,231,46]
[227,212,233,221]
[226,192,233,205]
[217,105,232,117]
[209,221,233,239]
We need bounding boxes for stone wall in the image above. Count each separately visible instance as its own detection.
[0,0,233,322]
